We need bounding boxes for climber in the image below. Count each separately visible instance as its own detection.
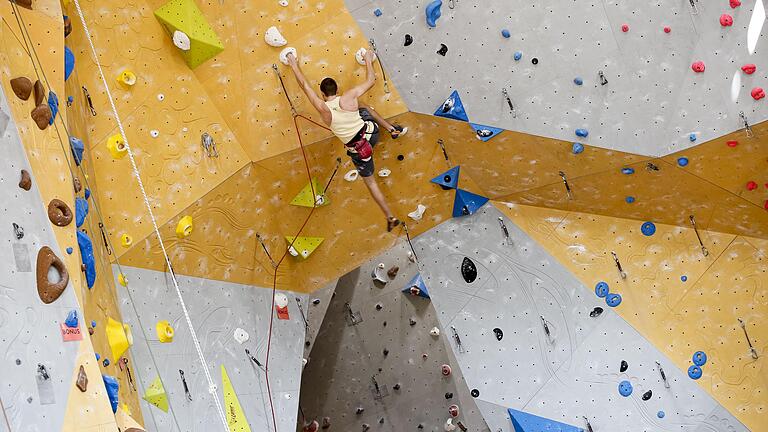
[286,50,407,232]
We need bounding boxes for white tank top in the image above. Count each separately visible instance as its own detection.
[324,97,366,144]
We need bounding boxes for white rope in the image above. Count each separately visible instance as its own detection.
[71,1,229,429]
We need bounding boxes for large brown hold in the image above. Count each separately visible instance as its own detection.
[10,77,32,100]
[33,80,45,106]
[73,176,82,193]
[19,169,31,190]
[76,365,88,392]
[47,199,73,226]
[12,0,33,9]
[31,104,51,130]
[36,246,69,304]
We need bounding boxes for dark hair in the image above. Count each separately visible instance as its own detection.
[320,78,338,97]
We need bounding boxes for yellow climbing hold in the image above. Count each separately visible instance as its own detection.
[290,177,328,208]
[154,0,225,69]
[105,317,133,361]
[106,134,127,159]
[285,236,324,260]
[120,234,133,247]
[118,273,128,287]
[175,215,194,238]
[156,320,174,343]
[221,365,251,432]
[116,70,137,87]
[142,375,169,412]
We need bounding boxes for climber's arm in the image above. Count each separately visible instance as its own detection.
[287,54,331,123]
[344,50,376,101]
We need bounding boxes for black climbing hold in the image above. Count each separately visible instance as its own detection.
[445,392,453,399]
[305,341,310,346]
[418,425,424,429]
[312,298,321,305]
[620,360,628,372]
[383,321,387,327]
[589,307,604,318]
[15,359,21,365]
[470,389,480,397]
[409,318,417,326]
[397,154,404,161]
[376,303,383,310]
[356,407,365,415]
[532,57,539,65]
[379,418,384,424]
[437,44,448,56]
[461,257,478,283]
[393,383,401,390]
[439,174,454,190]
[493,328,503,341]
[642,390,652,401]
[404,34,413,46]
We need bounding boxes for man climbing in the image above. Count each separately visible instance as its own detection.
[286,50,407,232]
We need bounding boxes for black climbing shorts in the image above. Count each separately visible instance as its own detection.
[346,108,379,177]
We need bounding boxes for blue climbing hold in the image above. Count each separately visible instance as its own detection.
[84,188,91,200]
[453,189,489,217]
[67,96,74,105]
[574,77,583,86]
[66,247,73,254]
[507,408,583,432]
[606,293,622,307]
[571,143,584,154]
[595,281,609,298]
[434,90,469,122]
[657,411,665,419]
[373,8,382,16]
[692,351,707,366]
[69,136,84,166]
[402,273,430,299]
[688,365,702,380]
[470,123,503,142]
[681,275,688,282]
[102,374,119,412]
[95,353,100,361]
[618,380,633,397]
[77,230,96,289]
[677,157,689,167]
[91,320,97,328]
[575,128,588,138]
[64,310,78,328]
[641,221,656,236]
[425,0,443,28]
[103,358,110,367]
[621,167,635,175]
[75,197,89,228]
[513,51,522,61]
[431,166,460,189]
[64,46,75,82]
[47,91,59,125]
[689,133,697,142]
[625,196,636,204]
[501,29,511,38]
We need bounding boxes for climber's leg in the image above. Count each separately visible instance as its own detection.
[359,103,408,139]
[347,150,400,231]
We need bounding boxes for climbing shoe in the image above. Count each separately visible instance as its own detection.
[387,217,401,232]
[390,125,408,139]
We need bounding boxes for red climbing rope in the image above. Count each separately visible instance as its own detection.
[264,113,330,431]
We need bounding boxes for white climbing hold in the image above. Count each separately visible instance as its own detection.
[265,26,287,47]
[233,328,249,344]
[288,246,298,256]
[156,93,165,101]
[371,263,387,283]
[302,358,308,366]
[407,251,416,262]
[150,130,159,138]
[430,326,440,337]
[355,47,376,65]
[279,47,297,65]
[172,30,191,51]
[377,168,391,177]
[408,204,427,221]
[275,293,289,308]
[279,0,288,6]
[444,418,456,431]
[344,169,359,182]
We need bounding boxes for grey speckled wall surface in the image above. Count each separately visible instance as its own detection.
[115,265,307,432]
[412,204,749,432]
[0,86,82,431]
[347,0,767,156]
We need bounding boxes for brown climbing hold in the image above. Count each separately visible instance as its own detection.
[387,266,399,279]
[125,429,146,432]
[302,420,319,432]
[36,246,69,304]
[321,417,331,429]
[33,80,45,106]
[76,365,88,392]
[73,176,82,193]
[12,0,33,9]
[19,169,31,191]
[48,199,73,226]
[31,104,51,130]
[64,15,72,37]
[10,77,33,100]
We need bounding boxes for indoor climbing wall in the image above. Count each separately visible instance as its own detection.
[411,203,752,431]
[350,0,768,156]
[114,265,306,431]
[299,241,488,431]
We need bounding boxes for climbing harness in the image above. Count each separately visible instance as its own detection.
[450,325,465,353]
[611,251,627,279]
[12,222,24,240]
[368,38,390,94]
[272,63,297,116]
[501,88,516,118]
[558,171,573,200]
[81,86,96,116]
[437,139,450,166]
[655,361,670,388]
[598,70,608,86]
[739,111,754,138]
[179,369,192,401]
[498,217,510,242]
[688,215,709,257]
[200,132,218,158]
[738,318,759,359]
[296,297,310,331]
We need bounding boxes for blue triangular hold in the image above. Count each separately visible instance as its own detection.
[64,46,75,82]
[434,90,469,122]
[452,189,488,217]
[431,166,460,189]
[69,136,84,166]
[77,230,96,289]
[402,273,430,299]
[470,123,503,142]
[508,408,584,432]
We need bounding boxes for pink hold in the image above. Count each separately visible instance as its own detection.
[621,24,629,33]
[730,0,741,8]
[720,14,734,27]
[663,26,671,33]
[691,61,706,73]
[747,181,758,191]
[448,405,459,418]
[742,64,756,74]
[751,87,766,100]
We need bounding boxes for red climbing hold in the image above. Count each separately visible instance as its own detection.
[621,24,629,33]
[441,364,452,376]
[764,200,768,210]
[752,87,765,100]
[691,61,706,73]
[720,14,734,27]
[742,64,757,74]
[727,140,739,147]
[664,26,671,33]
[730,0,741,8]
[747,181,758,191]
